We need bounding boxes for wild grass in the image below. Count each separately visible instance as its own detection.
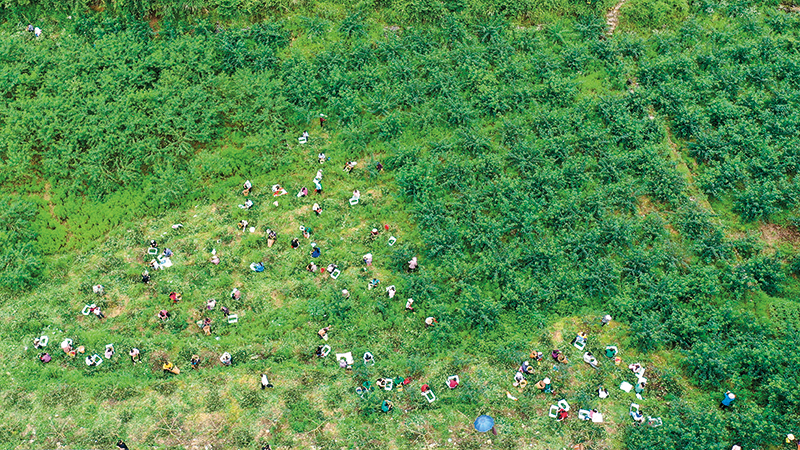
[2,2,800,449]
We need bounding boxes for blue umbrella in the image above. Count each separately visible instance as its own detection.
[474,415,495,433]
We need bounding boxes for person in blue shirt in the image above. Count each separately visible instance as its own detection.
[720,391,736,409]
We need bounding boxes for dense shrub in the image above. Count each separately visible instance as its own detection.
[1,5,799,450]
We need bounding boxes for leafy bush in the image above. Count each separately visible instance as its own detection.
[1,6,800,450]
[620,0,690,31]
[734,181,783,222]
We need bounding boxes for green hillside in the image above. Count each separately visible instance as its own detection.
[2,1,800,449]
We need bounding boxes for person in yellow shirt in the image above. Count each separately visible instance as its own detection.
[163,361,180,374]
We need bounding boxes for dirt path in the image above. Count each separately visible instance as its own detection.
[606,0,629,35]
[42,181,69,227]
[42,181,55,216]
[662,122,717,214]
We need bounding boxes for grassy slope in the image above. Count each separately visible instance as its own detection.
[1,121,682,450]
[618,0,800,329]
[2,4,799,450]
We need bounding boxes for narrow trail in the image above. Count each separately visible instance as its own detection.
[43,181,69,228]
[605,0,629,36]
[662,121,717,215]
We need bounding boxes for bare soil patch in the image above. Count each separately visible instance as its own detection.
[606,0,630,35]
[760,223,800,247]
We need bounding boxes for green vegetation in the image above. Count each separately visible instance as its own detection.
[2,0,800,449]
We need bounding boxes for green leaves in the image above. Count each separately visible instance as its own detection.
[0,199,45,291]
[626,400,729,450]
[338,12,367,39]
[398,0,446,23]
[733,181,783,222]
[459,285,501,333]
[0,241,44,291]
[1,10,800,449]
[574,14,607,40]
[475,18,506,44]
[455,126,491,155]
